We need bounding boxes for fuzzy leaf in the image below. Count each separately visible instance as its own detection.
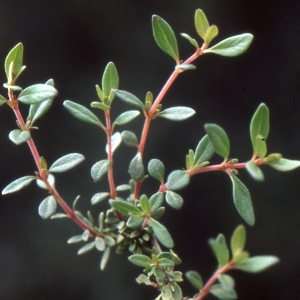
[121,130,138,147]
[186,270,203,290]
[209,234,230,268]
[230,225,246,257]
[113,110,140,126]
[204,33,253,57]
[18,84,58,105]
[152,15,179,62]
[128,153,144,181]
[38,196,57,219]
[91,101,110,111]
[250,103,269,158]
[149,192,164,211]
[148,159,165,182]
[204,25,219,45]
[194,9,209,40]
[91,160,110,182]
[167,170,190,191]
[49,153,85,173]
[63,100,103,126]
[67,235,83,244]
[246,161,264,181]
[110,199,142,216]
[158,106,195,121]
[140,195,151,213]
[77,241,95,255]
[128,254,153,268]
[165,191,183,210]
[234,256,279,273]
[91,192,110,205]
[149,218,174,248]
[180,33,199,48]
[194,134,214,165]
[102,62,119,97]
[9,129,30,145]
[229,174,255,226]
[2,175,35,194]
[106,132,122,154]
[100,247,111,270]
[205,124,230,159]
[269,158,300,171]
[114,89,144,109]
[5,43,24,83]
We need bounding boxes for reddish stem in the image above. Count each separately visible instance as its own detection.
[195,262,234,300]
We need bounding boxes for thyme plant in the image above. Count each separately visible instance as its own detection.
[2,9,300,300]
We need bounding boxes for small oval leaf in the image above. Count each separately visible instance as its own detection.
[194,9,209,40]
[9,129,30,145]
[114,90,144,109]
[158,106,195,121]
[38,196,57,219]
[2,175,35,195]
[149,218,174,249]
[91,160,110,182]
[121,130,138,147]
[246,161,264,181]
[102,62,119,97]
[63,100,103,126]
[229,174,255,226]
[205,123,230,159]
[113,110,140,126]
[18,84,58,105]
[152,15,179,62]
[128,153,144,181]
[194,134,214,166]
[106,132,122,154]
[148,159,165,182]
[49,153,85,173]
[234,256,279,273]
[185,270,203,290]
[204,33,253,57]
[268,158,300,171]
[165,191,183,210]
[167,170,190,191]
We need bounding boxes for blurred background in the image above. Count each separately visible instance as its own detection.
[0,1,300,299]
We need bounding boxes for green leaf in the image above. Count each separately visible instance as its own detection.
[91,160,110,182]
[230,225,246,257]
[161,284,173,300]
[158,258,175,268]
[167,170,190,191]
[149,192,164,211]
[205,124,230,159]
[102,62,119,97]
[140,195,151,213]
[126,216,144,228]
[113,110,140,126]
[154,266,166,284]
[63,100,103,127]
[91,101,110,111]
[149,218,174,248]
[95,85,105,102]
[18,84,58,105]
[204,25,219,45]
[250,103,269,158]
[148,159,165,182]
[77,241,95,255]
[128,254,153,268]
[210,277,237,300]
[49,153,85,173]
[152,15,179,63]
[38,196,57,219]
[180,33,199,48]
[2,175,35,194]
[234,256,279,273]
[203,33,253,57]
[106,132,122,154]
[246,161,264,181]
[128,153,144,181]
[209,234,230,268]
[194,134,214,166]
[175,64,196,71]
[165,191,183,210]
[67,235,83,244]
[0,94,7,106]
[121,130,138,147]
[114,89,144,109]
[9,129,30,145]
[28,79,55,124]
[100,247,111,270]
[229,174,255,226]
[172,282,183,300]
[95,237,106,251]
[110,199,142,216]
[91,192,110,205]
[185,270,203,290]
[36,174,55,190]
[157,106,195,121]
[269,158,300,171]
[5,43,24,83]
[194,9,209,40]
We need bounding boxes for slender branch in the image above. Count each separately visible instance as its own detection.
[195,261,234,300]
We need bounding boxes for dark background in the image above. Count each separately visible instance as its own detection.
[1,1,300,299]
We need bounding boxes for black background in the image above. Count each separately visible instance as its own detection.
[1,1,300,299]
